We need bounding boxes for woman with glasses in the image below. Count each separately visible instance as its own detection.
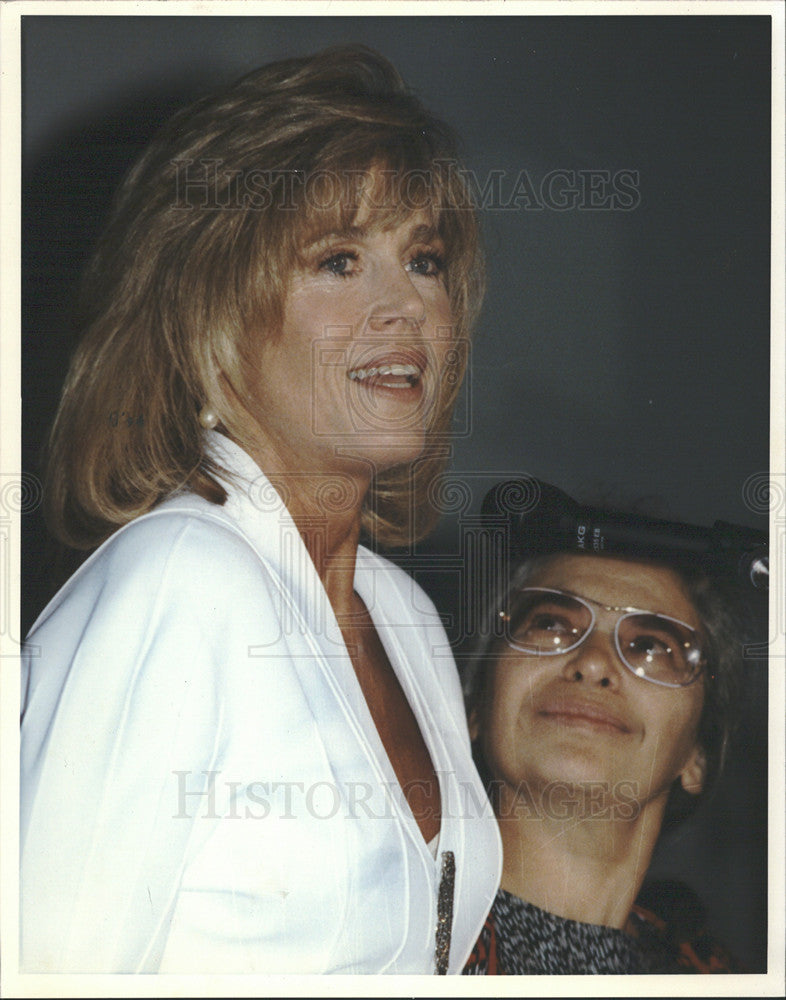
[462,548,743,974]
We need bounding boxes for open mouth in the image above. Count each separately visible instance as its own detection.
[347,363,422,388]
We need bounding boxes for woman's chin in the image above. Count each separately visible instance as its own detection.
[343,429,430,473]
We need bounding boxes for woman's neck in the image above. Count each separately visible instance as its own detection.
[241,432,373,612]
[496,781,667,930]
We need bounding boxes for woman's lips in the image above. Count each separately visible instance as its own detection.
[536,697,632,734]
[347,362,421,387]
[346,349,428,389]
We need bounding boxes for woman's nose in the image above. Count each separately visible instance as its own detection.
[367,262,427,332]
[560,629,623,689]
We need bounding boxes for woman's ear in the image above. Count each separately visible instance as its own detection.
[679,745,707,796]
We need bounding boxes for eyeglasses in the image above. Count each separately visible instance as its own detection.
[498,587,704,688]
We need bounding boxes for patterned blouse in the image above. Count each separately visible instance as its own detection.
[463,886,740,975]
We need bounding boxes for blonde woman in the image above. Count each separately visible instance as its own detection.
[20,46,501,974]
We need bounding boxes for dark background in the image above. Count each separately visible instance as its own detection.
[20,13,771,971]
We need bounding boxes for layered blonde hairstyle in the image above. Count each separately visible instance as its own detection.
[45,45,484,550]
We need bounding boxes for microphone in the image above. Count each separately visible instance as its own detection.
[481,478,769,591]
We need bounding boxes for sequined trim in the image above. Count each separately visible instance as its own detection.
[435,850,456,974]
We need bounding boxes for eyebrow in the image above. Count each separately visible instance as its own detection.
[408,222,444,246]
[302,221,443,252]
[302,226,368,251]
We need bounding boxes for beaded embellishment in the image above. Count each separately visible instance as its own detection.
[435,850,456,974]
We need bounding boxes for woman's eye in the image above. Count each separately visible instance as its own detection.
[407,252,445,277]
[516,613,573,638]
[531,613,572,634]
[628,635,672,658]
[511,611,578,653]
[319,252,358,277]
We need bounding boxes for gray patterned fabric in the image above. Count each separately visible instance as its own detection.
[467,889,650,975]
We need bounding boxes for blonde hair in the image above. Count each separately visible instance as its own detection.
[45,45,484,550]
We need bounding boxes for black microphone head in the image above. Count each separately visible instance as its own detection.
[481,478,578,559]
[480,479,768,591]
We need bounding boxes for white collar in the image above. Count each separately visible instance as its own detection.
[200,432,458,857]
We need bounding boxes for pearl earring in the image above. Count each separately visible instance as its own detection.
[198,406,219,429]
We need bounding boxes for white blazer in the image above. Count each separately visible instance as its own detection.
[20,433,501,974]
